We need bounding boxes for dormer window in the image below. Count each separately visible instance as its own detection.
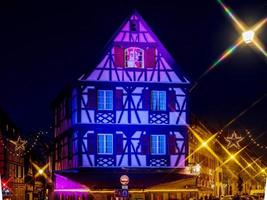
[125,47,144,68]
[130,20,139,32]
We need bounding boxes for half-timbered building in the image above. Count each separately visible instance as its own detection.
[52,10,190,200]
[0,108,26,200]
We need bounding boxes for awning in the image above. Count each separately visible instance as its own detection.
[54,168,194,190]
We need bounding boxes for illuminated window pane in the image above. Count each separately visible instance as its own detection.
[125,47,144,68]
[97,134,113,154]
[151,135,166,155]
[151,90,166,111]
[98,90,113,110]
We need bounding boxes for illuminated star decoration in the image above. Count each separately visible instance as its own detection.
[9,136,27,151]
[225,131,244,149]
[190,0,267,92]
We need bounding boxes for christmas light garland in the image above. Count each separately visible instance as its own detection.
[0,130,48,157]
[245,130,267,150]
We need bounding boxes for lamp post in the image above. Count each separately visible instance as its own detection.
[192,163,201,187]
[242,30,255,44]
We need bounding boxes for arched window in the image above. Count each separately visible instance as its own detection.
[125,47,144,68]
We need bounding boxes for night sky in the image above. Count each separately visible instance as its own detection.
[0,0,266,144]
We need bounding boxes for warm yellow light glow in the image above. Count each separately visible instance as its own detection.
[195,164,201,174]
[242,30,255,44]
[217,142,251,178]
[184,128,218,162]
[202,141,207,147]
[254,168,267,178]
[31,161,50,181]
[230,154,235,160]
[186,127,237,178]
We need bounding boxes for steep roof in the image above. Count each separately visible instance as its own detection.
[79,10,190,85]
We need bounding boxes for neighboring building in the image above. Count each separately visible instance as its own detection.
[218,134,265,197]
[24,160,34,200]
[0,108,25,200]
[51,10,191,200]
[188,117,221,198]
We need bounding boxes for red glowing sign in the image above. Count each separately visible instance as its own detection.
[120,175,129,185]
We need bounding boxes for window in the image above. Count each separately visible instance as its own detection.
[98,90,113,110]
[125,47,144,68]
[130,20,139,32]
[151,91,166,111]
[68,136,73,160]
[97,134,113,154]
[151,135,166,155]
[57,143,62,160]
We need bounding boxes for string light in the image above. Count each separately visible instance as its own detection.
[0,130,48,156]
[245,130,267,150]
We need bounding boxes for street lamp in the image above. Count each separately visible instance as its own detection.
[38,169,44,176]
[194,164,201,175]
[192,163,201,190]
[230,154,235,160]
[242,30,255,44]
[202,141,207,147]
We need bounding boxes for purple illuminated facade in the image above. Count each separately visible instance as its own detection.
[52,10,190,199]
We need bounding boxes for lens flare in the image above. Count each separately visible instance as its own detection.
[190,2,267,92]
[216,0,246,31]
[211,39,243,69]
[217,142,253,177]
[242,30,255,44]
[219,94,267,135]
[190,39,243,92]
[186,126,237,178]
[31,162,50,181]
[252,18,267,33]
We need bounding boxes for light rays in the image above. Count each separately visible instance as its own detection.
[216,0,267,58]
[216,0,246,31]
[218,93,267,136]
[240,155,262,174]
[171,110,266,180]
[190,1,267,92]
[31,162,50,181]
[210,39,243,69]
[253,18,267,33]
[185,126,220,162]
[187,126,239,178]
[217,141,247,171]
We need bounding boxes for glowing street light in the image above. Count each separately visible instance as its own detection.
[38,169,44,175]
[242,30,255,44]
[202,141,207,147]
[194,164,201,174]
[31,161,49,179]
[230,154,235,160]
[215,0,267,59]
[190,1,267,92]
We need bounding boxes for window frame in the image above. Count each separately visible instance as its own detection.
[97,133,113,155]
[97,90,113,111]
[151,90,167,111]
[151,135,166,155]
